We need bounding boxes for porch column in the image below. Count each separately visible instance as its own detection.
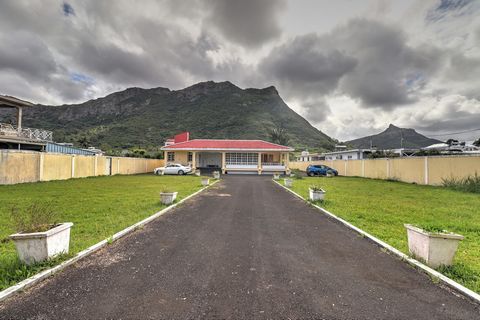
[16,107,23,131]
[285,152,290,174]
[191,151,196,172]
[221,152,226,174]
[258,152,262,175]
[164,151,167,164]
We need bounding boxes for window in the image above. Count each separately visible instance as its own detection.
[225,153,258,165]
[167,152,175,162]
[188,152,193,162]
[261,154,274,163]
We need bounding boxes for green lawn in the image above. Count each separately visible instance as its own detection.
[0,174,205,290]
[288,176,480,293]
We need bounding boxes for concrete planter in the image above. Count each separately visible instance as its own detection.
[195,170,201,176]
[273,173,280,180]
[10,222,73,265]
[284,178,293,188]
[309,188,326,201]
[404,224,464,268]
[160,192,178,205]
[201,178,210,186]
[213,171,220,179]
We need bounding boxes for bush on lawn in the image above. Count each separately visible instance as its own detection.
[442,173,480,194]
[10,203,58,233]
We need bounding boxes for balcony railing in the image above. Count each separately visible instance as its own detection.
[0,123,53,142]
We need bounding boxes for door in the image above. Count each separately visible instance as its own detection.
[106,157,112,175]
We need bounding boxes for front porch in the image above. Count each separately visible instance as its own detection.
[165,150,290,175]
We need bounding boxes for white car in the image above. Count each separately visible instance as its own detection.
[154,163,192,175]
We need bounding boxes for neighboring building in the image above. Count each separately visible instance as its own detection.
[423,141,480,154]
[46,142,97,156]
[296,150,324,162]
[161,132,293,174]
[323,149,374,160]
[84,146,104,156]
[0,95,53,151]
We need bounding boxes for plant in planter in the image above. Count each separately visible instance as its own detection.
[273,173,280,180]
[9,204,73,265]
[404,224,464,268]
[284,178,293,188]
[160,188,178,205]
[309,185,326,201]
[201,177,210,186]
[213,171,220,179]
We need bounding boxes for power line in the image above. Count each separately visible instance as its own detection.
[423,128,480,137]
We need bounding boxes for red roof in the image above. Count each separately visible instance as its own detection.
[161,139,293,151]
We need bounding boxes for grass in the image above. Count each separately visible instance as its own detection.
[0,174,204,291]
[289,176,480,293]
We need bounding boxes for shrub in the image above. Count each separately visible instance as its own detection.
[291,169,304,180]
[10,203,58,233]
[442,173,480,194]
[309,185,324,192]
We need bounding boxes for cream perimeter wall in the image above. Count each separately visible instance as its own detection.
[290,154,480,185]
[0,150,165,185]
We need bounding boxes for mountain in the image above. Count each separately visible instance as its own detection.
[1,81,335,152]
[346,124,441,149]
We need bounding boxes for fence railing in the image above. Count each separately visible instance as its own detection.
[0,123,53,142]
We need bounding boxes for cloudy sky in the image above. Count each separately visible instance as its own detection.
[1,0,480,141]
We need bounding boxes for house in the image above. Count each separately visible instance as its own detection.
[323,149,374,160]
[423,141,480,154]
[296,150,324,162]
[0,95,53,151]
[161,132,293,174]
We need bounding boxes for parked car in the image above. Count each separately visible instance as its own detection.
[306,165,338,176]
[154,163,192,175]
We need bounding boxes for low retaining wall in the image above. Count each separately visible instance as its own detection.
[0,150,165,185]
[290,154,480,185]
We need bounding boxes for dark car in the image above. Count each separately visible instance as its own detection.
[306,165,338,176]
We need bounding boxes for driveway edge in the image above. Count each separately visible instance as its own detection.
[272,179,480,304]
[0,179,220,303]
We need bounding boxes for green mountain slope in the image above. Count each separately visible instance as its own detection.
[10,81,335,152]
[346,124,441,149]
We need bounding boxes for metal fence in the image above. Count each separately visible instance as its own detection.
[0,123,53,142]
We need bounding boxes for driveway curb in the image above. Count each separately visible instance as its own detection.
[0,179,220,303]
[273,179,480,304]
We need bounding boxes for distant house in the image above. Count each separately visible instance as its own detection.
[323,149,374,160]
[423,141,480,154]
[161,132,293,175]
[296,151,324,162]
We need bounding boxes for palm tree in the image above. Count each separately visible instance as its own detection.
[268,125,290,146]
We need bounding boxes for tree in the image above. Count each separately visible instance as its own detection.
[267,125,290,146]
[474,138,480,147]
[76,135,90,148]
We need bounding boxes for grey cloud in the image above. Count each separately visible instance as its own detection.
[204,0,286,48]
[0,32,57,79]
[260,34,357,99]
[261,19,445,110]
[302,100,331,124]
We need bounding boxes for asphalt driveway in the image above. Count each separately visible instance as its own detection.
[0,175,479,319]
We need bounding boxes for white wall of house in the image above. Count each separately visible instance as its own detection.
[324,150,369,160]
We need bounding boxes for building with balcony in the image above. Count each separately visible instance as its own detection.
[161,132,293,174]
[0,95,53,151]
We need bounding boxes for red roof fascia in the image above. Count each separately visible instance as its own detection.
[162,139,292,150]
